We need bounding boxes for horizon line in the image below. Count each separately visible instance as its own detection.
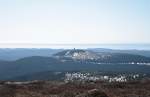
[0,43,149,50]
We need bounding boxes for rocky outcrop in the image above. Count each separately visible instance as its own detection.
[76,89,109,97]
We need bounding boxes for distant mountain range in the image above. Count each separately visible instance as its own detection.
[0,49,150,80]
[89,48,150,57]
[0,48,62,61]
[54,49,150,63]
[0,48,150,61]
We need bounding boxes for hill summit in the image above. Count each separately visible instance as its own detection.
[53,49,100,60]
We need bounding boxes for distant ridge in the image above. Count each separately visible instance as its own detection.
[53,49,150,63]
[0,43,150,50]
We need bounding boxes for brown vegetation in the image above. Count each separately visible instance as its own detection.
[0,80,150,97]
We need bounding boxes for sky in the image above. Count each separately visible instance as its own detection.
[0,0,150,46]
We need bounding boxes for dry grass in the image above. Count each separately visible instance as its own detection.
[0,80,150,97]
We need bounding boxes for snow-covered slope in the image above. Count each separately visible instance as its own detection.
[53,49,100,60]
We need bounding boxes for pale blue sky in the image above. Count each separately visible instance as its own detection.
[0,0,150,45]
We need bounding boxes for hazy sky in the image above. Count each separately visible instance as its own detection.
[0,0,150,44]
